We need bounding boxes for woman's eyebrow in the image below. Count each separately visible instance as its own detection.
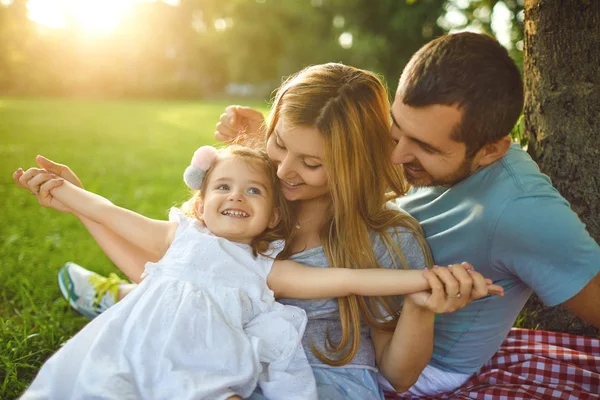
[274,131,322,160]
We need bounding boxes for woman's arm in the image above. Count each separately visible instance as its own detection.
[371,298,434,393]
[372,264,496,392]
[49,180,177,259]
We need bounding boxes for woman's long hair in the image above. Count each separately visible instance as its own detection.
[266,63,434,365]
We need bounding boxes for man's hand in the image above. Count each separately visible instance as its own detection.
[13,155,83,213]
[214,105,265,142]
[408,262,503,314]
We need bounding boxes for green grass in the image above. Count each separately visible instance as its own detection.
[0,97,266,398]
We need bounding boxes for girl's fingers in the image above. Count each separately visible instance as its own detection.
[18,168,45,189]
[486,284,504,297]
[430,266,460,298]
[27,172,55,194]
[468,269,489,299]
[13,168,24,185]
[38,179,64,207]
[422,268,445,313]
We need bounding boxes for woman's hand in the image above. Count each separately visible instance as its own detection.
[13,155,83,213]
[407,262,502,314]
[214,105,265,142]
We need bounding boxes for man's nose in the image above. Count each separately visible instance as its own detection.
[391,137,414,165]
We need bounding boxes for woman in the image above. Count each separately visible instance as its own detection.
[16,63,490,398]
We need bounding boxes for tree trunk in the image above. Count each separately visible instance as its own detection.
[523,0,599,336]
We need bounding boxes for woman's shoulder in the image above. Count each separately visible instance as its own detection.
[369,204,428,269]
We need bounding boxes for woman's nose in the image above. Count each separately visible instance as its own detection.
[276,155,296,180]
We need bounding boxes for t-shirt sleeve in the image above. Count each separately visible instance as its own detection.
[371,227,429,320]
[374,227,428,272]
[491,195,600,306]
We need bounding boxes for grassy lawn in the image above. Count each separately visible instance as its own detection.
[0,97,266,398]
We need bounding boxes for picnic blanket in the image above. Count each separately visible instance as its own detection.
[385,328,600,400]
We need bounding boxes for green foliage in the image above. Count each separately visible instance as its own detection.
[330,0,446,93]
[0,0,448,98]
[0,97,267,398]
[443,0,524,70]
[510,113,527,148]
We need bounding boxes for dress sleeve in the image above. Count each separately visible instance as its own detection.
[490,195,600,306]
[255,240,285,279]
[168,207,210,235]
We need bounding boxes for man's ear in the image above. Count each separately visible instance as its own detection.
[268,207,281,229]
[473,136,512,168]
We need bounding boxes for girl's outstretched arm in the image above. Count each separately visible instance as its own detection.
[268,260,504,299]
[269,260,428,299]
[14,164,157,283]
[49,180,177,259]
[76,215,159,283]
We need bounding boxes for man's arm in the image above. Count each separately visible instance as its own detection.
[492,196,600,326]
[562,272,600,329]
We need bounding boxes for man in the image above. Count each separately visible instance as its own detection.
[215,32,600,395]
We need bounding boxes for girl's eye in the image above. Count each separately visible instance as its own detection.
[216,184,229,191]
[247,187,261,195]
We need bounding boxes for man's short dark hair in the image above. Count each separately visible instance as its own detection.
[398,32,524,156]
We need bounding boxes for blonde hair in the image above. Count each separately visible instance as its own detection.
[182,145,293,257]
[267,63,434,365]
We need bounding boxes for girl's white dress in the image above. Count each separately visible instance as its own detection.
[23,209,317,400]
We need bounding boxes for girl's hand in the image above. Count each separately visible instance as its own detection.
[214,105,265,142]
[407,262,503,314]
[13,155,81,212]
[14,168,69,212]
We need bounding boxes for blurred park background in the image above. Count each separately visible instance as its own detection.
[2,1,599,398]
[1,0,524,98]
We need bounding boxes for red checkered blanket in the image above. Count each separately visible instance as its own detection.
[385,328,600,400]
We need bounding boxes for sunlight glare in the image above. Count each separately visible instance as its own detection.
[28,0,135,34]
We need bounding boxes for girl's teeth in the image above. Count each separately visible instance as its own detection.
[222,210,248,217]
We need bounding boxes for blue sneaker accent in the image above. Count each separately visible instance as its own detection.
[57,262,125,319]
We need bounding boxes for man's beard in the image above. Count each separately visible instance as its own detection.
[403,157,474,188]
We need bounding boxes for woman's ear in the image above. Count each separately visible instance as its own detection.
[268,208,281,229]
[473,136,512,168]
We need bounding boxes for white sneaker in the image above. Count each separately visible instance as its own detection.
[58,262,126,319]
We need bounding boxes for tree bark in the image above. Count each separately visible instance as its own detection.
[523,0,599,336]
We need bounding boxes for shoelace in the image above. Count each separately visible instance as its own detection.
[89,272,126,309]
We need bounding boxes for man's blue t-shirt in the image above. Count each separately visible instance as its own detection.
[396,143,600,374]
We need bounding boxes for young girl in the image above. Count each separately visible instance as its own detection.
[19,144,502,400]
